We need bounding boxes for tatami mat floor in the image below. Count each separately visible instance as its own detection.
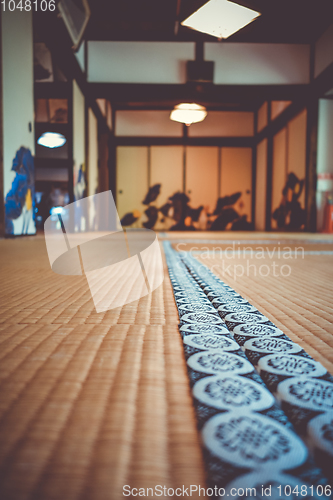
[0,236,204,500]
[177,235,333,373]
[0,232,332,500]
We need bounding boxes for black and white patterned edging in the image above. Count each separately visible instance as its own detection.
[163,242,332,499]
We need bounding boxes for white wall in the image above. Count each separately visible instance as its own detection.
[317,99,333,181]
[116,110,253,137]
[87,41,310,86]
[75,42,85,72]
[1,9,35,235]
[88,108,98,197]
[88,41,195,84]
[116,111,183,137]
[205,43,310,85]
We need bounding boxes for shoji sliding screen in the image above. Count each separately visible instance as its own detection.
[150,146,184,205]
[271,110,307,229]
[287,110,307,209]
[255,139,268,231]
[116,145,253,228]
[185,147,219,212]
[116,146,149,219]
[272,128,288,229]
[220,147,252,222]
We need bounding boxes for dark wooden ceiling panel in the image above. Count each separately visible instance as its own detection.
[85,0,333,44]
[33,1,333,109]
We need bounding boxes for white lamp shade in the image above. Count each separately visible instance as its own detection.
[170,103,207,125]
[37,132,67,149]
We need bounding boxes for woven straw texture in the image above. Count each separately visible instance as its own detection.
[188,236,333,373]
[1,232,333,500]
[0,236,205,500]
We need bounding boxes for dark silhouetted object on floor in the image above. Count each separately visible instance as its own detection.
[210,207,239,230]
[168,192,202,231]
[143,206,158,229]
[120,210,141,227]
[188,205,203,222]
[209,191,252,230]
[212,193,242,215]
[126,183,252,231]
[272,173,305,230]
[159,202,173,218]
[169,192,190,223]
[142,184,161,205]
[231,215,253,230]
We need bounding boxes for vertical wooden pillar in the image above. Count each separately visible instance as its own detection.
[218,147,221,198]
[252,109,258,227]
[265,101,273,231]
[305,44,318,232]
[84,98,89,199]
[147,145,151,187]
[183,124,188,193]
[305,100,318,232]
[108,104,116,198]
[68,82,74,204]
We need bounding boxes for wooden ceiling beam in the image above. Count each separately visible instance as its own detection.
[88,82,308,106]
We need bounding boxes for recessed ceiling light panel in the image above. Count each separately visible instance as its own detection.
[181,0,261,39]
